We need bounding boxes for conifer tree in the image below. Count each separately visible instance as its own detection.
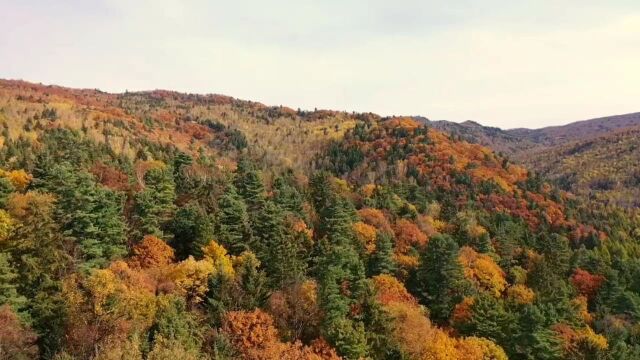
[510,305,565,359]
[528,234,573,302]
[309,171,333,214]
[170,202,214,259]
[172,152,193,193]
[250,200,284,256]
[235,252,269,310]
[538,233,572,275]
[416,234,470,323]
[0,177,15,208]
[251,200,306,286]
[318,244,369,359]
[133,166,176,240]
[475,232,494,254]
[360,283,403,360]
[150,295,204,355]
[457,293,515,346]
[0,252,26,313]
[4,192,71,356]
[272,175,304,217]
[310,174,370,358]
[216,184,250,254]
[235,158,265,213]
[34,164,127,269]
[270,230,308,287]
[319,196,355,244]
[368,232,397,276]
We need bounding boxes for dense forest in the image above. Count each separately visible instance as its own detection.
[418,113,640,209]
[525,127,640,208]
[0,81,639,360]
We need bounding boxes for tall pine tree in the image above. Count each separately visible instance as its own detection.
[170,202,214,259]
[0,252,26,313]
[33,163,127,269]
[272,175,304,217]
[216,184,250,254]
[416,234,470,323]
[234,158,265,213]
[132,166,176,240]
[4,192,71,356]
[251,200,306,286]
[368,232,397,276]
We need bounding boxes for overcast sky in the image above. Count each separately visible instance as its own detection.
[1,0,638,128]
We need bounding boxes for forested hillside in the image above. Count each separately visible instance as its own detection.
[413,117,537,155]
[526,127,640,208]
[0,80,639,360]
[508,112,640,147]
[417,113,640,208]
[418,112,640,156]
[0,79,372,172]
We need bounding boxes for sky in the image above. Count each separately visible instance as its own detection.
[1,0,639,129]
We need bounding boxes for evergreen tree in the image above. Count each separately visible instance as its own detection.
[132,166,176,240]
[173,152,193,177]
[318,196,355,244]
[170,202,214,259]
[0,252,26,313]
[34,164,127,269]
[309,171,333,214]
[456,293,516,346]
[234,158,265,213]
[416,234,470,323]
[309,170,371,357]
[368,232,397,276]
[318,245,369,359]
[324,317,368,360]
[475,232,494,253]
[250,200,284,257]
[172,152,193,194]
[537,233,572,275]
[235,252,269,310]
[150,295,204,354]
[492,219,526,270]
[527,258,573,303]
[206,272,237,324]
[207,251,269,324]
[272,175,304,217]
[528,234,574,303]
[510,305,564,360]
[4,192,71,356]
[216,184,250,254]
[360,283,403,359]
[252,200,306,286]
[0,177,15,208]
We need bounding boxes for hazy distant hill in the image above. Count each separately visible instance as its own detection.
[416,112,640,157]
[527,126,640,208]
[413,117,538,155]
[507,112,640,147]
[416,113,640,207]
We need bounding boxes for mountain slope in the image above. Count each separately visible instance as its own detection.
[416,112,640,157]
[527,126,640,207]
[416,112,640,208]
[0,79,373,172]
[508,112,640,147]
[0,80,639,360]
[413,116,538,155]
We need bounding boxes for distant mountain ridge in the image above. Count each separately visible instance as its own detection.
[415,112,640,157]
[413,116,535,155]
[415,112,640,208]
[507,112,640,147]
